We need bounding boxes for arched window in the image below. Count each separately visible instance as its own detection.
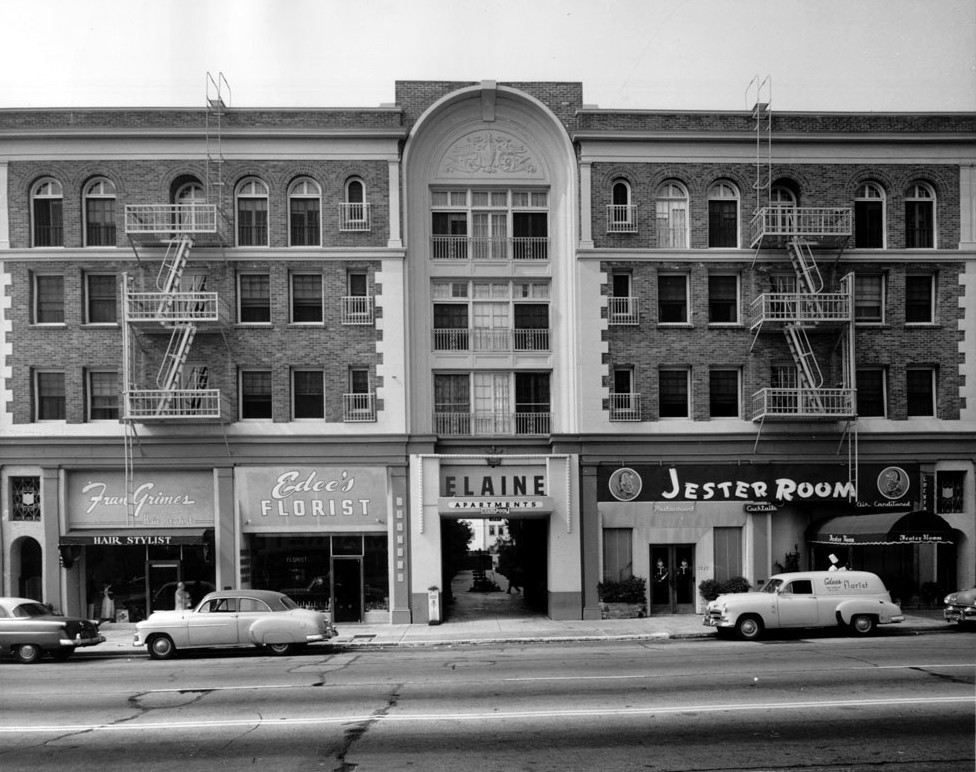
[608,180,636,232]
[905,182,935,248]
[655,181,688,248]
[854,182,885,249]
[769,186,797,233]
[32,178,63,247]
[236,178,269,246]
[175,181,206,231]
[288,177,321,246]
[707,181,739,248]
[84,177,117,247]
[340,177,370,231]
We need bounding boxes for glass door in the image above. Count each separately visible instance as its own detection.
[147,561,181,613]
[333,558,363,623]
[650,545,696,615]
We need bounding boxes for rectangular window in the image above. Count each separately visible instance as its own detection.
[85,274,117,324]
[513,303,549,350]
[345,367,374,420]
[239,274,271,323]
[611,368,639,420]
[905,201,934,248]
[709,369,740,418]
[603,528,633,582]
[905,275,934,324]
[88,370,119,421]
[433,304,469,350]
[35,370,66,421]
[290,198,320,246]
[432,211,468,259]
[906,367,936,417]
[34,275,64,324]
[854,200,884,248]
[512,211,548,259]
[10,476,41,521]
[856,368,887,417]
[659,369,689,418]
[241,370,272,419]
[658,275,688,323]
[515,372,551,434]
[713,527,743,584]
[86,198,116,247]
[33,198,63,247]
[708,275,738,324]
[293,370,324,419]
[936,470,965,514]
[291,274,323,323]
[707,200,737,248]
[238,200,268,246]
[854,274,884,323]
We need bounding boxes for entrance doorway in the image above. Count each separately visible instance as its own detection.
[333,558,363,622]
[147,561,181,613]
[650,544,696,614]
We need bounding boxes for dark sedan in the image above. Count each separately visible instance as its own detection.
[0,597,105,663]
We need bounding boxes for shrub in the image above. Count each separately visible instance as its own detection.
[699,576,752,601]
[723,576,752,594]
[598,576,647,604]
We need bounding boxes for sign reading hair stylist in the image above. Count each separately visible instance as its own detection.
[66,470,214,528]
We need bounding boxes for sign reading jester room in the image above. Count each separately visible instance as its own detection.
[598,464,917,511]
[66,471,214,528]
[236,467,388,531]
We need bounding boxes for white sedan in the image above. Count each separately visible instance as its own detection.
[134,589,336,659]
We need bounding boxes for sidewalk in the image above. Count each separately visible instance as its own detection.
[90,609,951,656]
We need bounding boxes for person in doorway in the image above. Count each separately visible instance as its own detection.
[506,567,522,594]
[100,583,115,622]
[174,581,192,611]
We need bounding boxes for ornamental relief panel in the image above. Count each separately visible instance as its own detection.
[438,131,544,179]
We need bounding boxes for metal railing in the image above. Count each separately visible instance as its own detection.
[126,291,223,324]
[751,388,856,420]
[431,235,549,261]
[343,392,377,422]
[432,328,551,352]
[749,207,852,246]
[607,296,640,325]
[339,203,371,232]
[125,204,218,234]
[609,393,642,421]
[749,292,852,329]
[341,296,375,325]
[432,410,552,436]
[607,205,638,233]
[124,389,222,420]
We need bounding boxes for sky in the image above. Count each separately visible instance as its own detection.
[1,0,974,112]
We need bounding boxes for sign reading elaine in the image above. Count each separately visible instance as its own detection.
[599,464,917,508]
[237,467,388,531]
[66,471,214,528]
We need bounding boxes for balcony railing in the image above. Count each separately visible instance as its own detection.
[607,296,640,325]
[124,389,223,420]
[125,291,224,324]
[125,204,218,235]
[339,203,371,232]
[751,388,856,421]
[607,205,638,233]
[433,410,552,436]
[609,393,642,421]
[749,292,852,330]
[749,207,852,247]
[343,392,377,422]
[341,296,375,325]
[431,235,549,261]
[432,328,551,352]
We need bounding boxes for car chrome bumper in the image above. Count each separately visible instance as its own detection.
[61,635,106,648]
[944,607,976,623]
[702,615,730,628]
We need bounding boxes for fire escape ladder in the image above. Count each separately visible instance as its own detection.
[787,236,823,295]
[157,324,198,392]
[157,234,192,292]
[785,324,823,389]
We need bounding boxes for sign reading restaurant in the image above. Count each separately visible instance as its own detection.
[66,470,215,528]
[599,463,917,510]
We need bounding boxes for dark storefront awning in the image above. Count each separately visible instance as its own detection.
[59,529,210,546]
[807,511,956,546]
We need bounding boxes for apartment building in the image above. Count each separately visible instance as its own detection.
[1,79,973,623]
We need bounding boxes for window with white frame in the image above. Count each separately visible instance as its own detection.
[769,186,797,232]
[343,272,373,324]
[236,178,269,246]
[35,370,66,421]
[431,188,549,260]
[854,182,885,249]
[88,370,119,421]
[238,273,271,323]
[707,181,739,248]
[608,179,636,232]
[655,181,688,248]
[345,368,375,421]
[289,177,321,246]
[708,275,739,324]
[175,181,206,231]
[84,177,117,247]
[906,367,936,417]
[33,274,64,324]
[32,178,64,247]
[85,273,117,324]
[658,274,688,324]
[854,273,885,323]
[610,368,640,420]
[431,280,550,352]
[240,369,273,420]
[340,178,370,231]
[856,367,887,417]
[709,369,740,418]
[659,368,689,418]
[603,528,634,582]
[292,369,325,419]
[905,275,935,324]
[905,182,936,249]
[608,272,639,325]
[290,273,323,324]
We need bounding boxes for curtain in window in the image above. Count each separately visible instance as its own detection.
[291,275,322,323]
[90,371,119,420]
[603,528,633,582]
[238,199,268,246]
[37,372,66,420]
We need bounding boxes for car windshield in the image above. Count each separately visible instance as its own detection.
[12,602,52,618]
[760,579,783,594]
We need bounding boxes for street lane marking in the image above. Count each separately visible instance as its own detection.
[1,695,972,734]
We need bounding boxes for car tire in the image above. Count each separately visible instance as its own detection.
[849,614,876,636]
[266,642,294,656]
[735,615,764,641]
[16,643,44,664]
[147,635,177,660]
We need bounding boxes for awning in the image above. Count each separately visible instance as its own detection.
[807,511,956,546]
[59,529,210,546]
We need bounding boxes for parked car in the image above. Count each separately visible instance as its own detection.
[133,589,337,659]
[943,586,976,628]
[0,597,105,663]
[703,570,904,640]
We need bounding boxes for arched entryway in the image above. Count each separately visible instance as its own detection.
[11,536,43,601]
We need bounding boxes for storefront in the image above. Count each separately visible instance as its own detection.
[235,466,393,623]
[60,470,217,622]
